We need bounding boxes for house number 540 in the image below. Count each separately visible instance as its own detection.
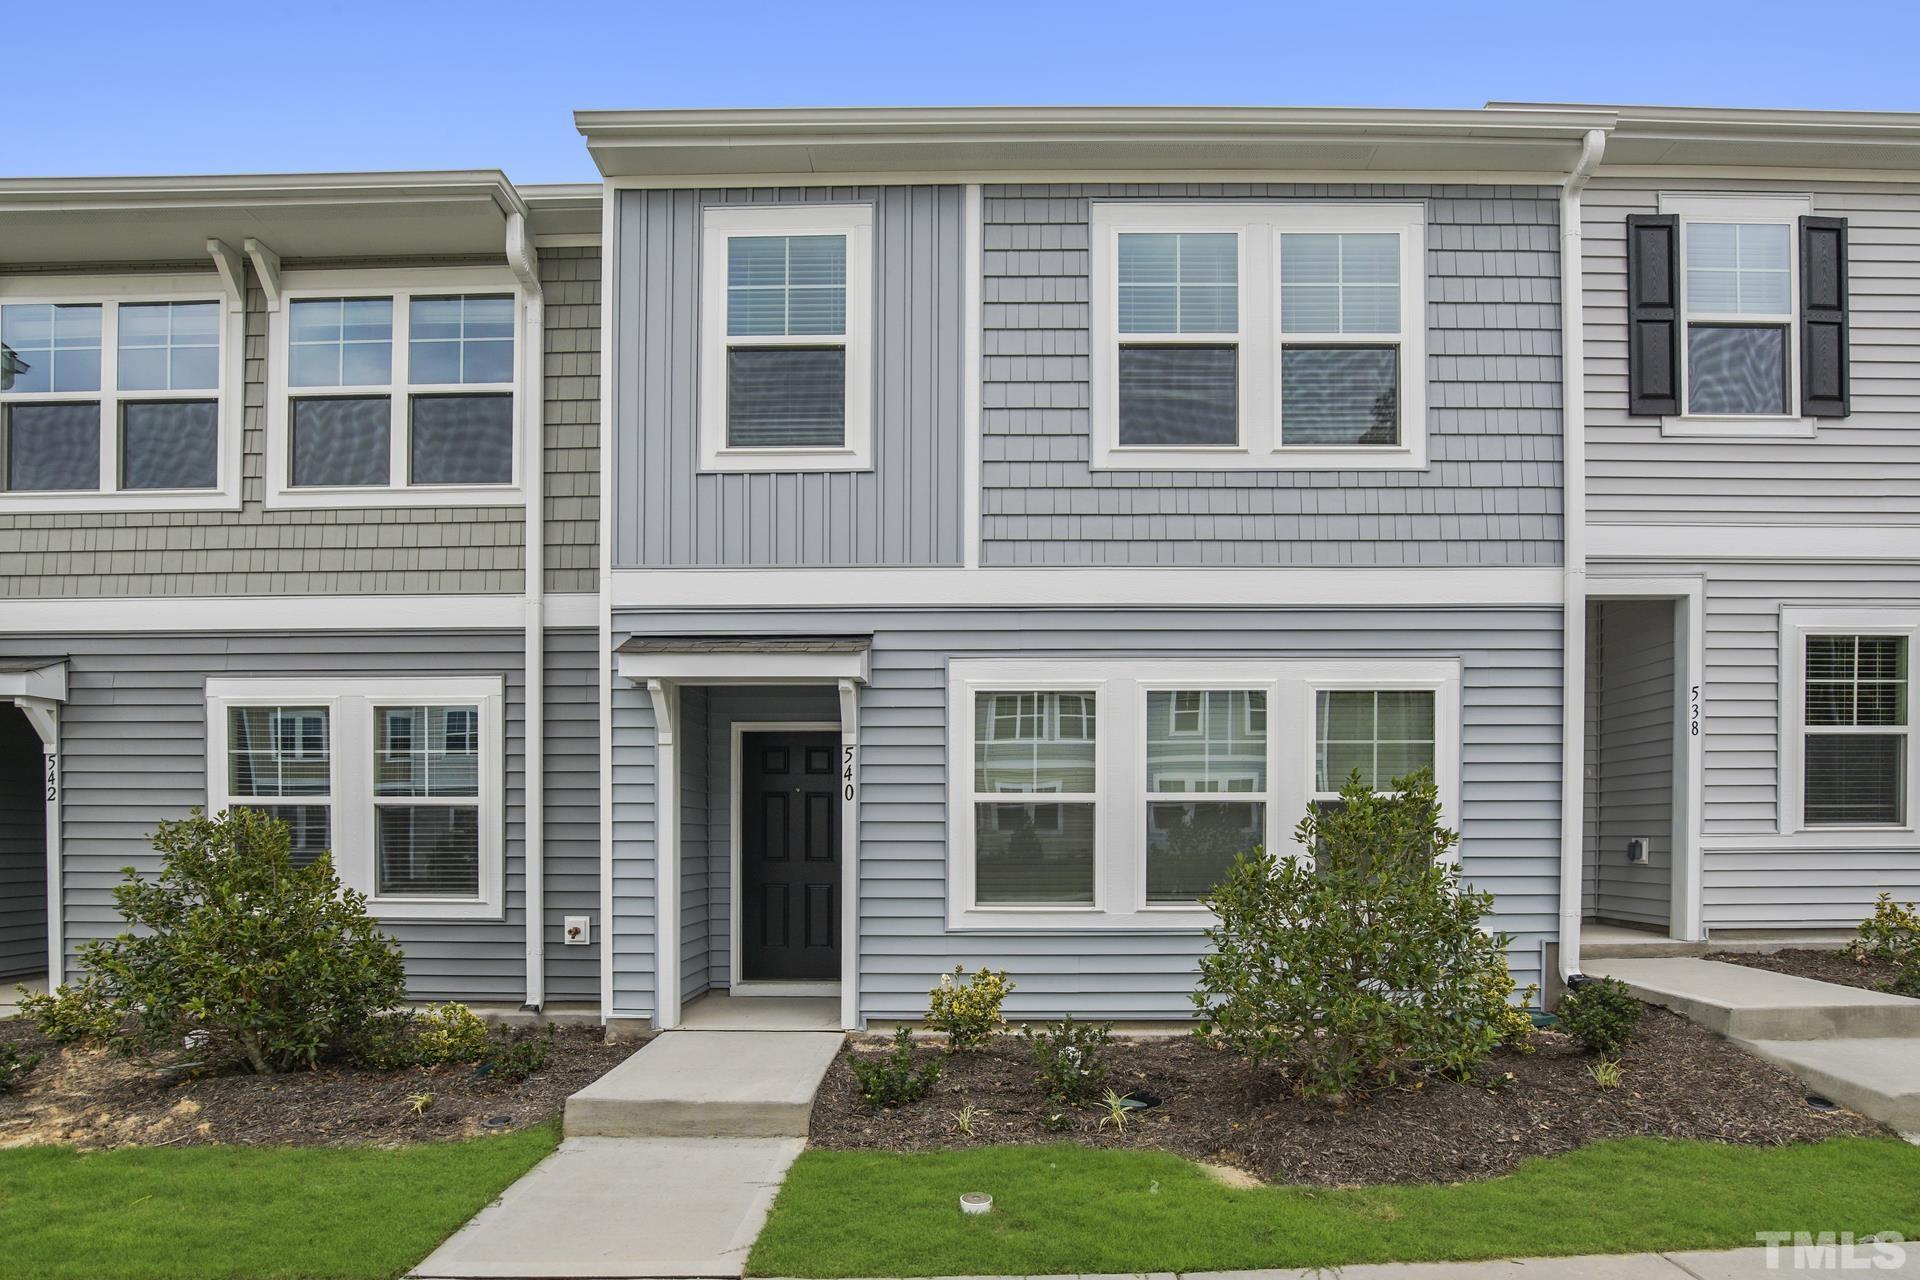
[842,745,856,802]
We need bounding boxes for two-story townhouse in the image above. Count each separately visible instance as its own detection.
[1549,106,1920,952]
[579,107,1608,1031]
[0,174,606,1011]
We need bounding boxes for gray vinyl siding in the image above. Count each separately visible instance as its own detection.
[0,629,606,1003]
[679,685,712,1003]
[1583,177,1920,525]
[610,606,1562,1021]
[1585,599,1675,929]
[1593,559,1920,931]
[542,248,601,593]
[982,184,1564,566]
[0,253,604,597]
[0,706,48,980]
[1581,632,1601,919]
[610,186,967,569]
[542,628,602,1003]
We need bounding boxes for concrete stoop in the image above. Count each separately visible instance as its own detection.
[564,1029,844,1139]
[1587,957,1920,1040]
[1735,1037,1920,1135]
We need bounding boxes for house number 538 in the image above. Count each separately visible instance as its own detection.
[1689,685,1701,738]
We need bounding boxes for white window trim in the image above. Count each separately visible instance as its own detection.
[263,266,526,509]
[1089,202,1428,472]
[698,203,875,473]
[0,273,243,513]
[1658,194,1816,439]
[946,657,1461,931]
[206,676,506,920]
[1779,607,1918,841]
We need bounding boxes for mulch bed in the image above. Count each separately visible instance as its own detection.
[1706,948,1908,995]
[810,1009,1886,1187]
[0,1018,636,1150]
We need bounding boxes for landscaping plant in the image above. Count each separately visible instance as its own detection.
[1586,1058,1624,1090]
[1022,1014,1112,1105]
[925,965,1014,1052]
[16,978,119,1045]
[849,1028,940,1106]
[479,1023,557,1082]
[414,1003,492,1064]
[1853,892,1920,996]
[1558,977,1643,1057]
[39,808,407,1074]
[0,1043,41,1094]
[1192,769,1536,1102]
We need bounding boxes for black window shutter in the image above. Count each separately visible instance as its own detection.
[1800,215,1850,418]
[1626,214,1680,416]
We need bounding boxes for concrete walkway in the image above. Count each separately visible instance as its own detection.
[1588,957,1920,1135]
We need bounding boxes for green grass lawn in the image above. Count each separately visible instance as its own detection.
[749,1137,1920,1277]
[0,1124,557,1280]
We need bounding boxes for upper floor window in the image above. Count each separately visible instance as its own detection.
[264,269,522,508]
[0,278,239,511]
[699,203,874,473]
[1090,202,1426,472]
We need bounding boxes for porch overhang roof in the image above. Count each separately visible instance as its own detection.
[614,636,871,686]
[0,658,66,703]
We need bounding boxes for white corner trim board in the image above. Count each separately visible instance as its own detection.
[4,593,600,633]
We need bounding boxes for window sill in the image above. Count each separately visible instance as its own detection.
[1658,415,1817,439]
[946,905,1215,932]
[0,488,242,515]
[264,483,523,510]
[367,897,504,923]
[698,447,873,475]
[1089,442,1428,472]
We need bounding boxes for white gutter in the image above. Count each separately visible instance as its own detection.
[1557,128,1607,986]
[506,211,546,1009]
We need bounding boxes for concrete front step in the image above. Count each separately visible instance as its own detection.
[1735,1036,1920,1135]
[564,1030,843,1139]
[1587,957,1920,1041]
[1584,939,1711,960]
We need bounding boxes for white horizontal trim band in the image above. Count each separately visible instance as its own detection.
[608,567,1563,610]
[5,592,599,633]
[1588,524,1920,562]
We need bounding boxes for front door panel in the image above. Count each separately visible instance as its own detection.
[740,731,840,982]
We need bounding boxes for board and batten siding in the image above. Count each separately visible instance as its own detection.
[1585,599,1676,930]
[610,186,967,569]
[1595,559,1920,931]
[0,706,48,980]
[0,630,602,1003]
[1582,177,1920,525]
[609,606,1563,1021]
[0,251,603,597]
[981,184,1564,566]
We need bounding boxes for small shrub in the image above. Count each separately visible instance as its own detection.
[949,1102,981,1136]
[848,1028,939,1107]
[1559,976,1643,1056]
[1586,1058,1624,1090]
[925,966,1014,1052]
[1097,1088,1131,1132]
[351,1011,425,1072]
[61,808,407,1073]
[415,1003,491,1065]
[0,1044,41,1093]
[1023,1014,1112,1105]
[1854,893,1920,997]
[17,979,119,1045]
[479,1023,556,1083]
[407,1091,434,1115]
[1193,770,1538,1102]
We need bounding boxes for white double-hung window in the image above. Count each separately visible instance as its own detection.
[264,268,523,506]
[699,203,874,472]
[0,274,242,511]
[1781,609,1916,836]
[1090,202,1426,470]
[949,659,1459,929]
[207,677,505,918]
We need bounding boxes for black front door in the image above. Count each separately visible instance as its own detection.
[740,731,840,982]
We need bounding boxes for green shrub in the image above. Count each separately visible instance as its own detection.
[925,966,1014,1052]
[17,978,119,1045]
[60,808,407,1074]
[1022,1015,1112,1105]
[415,1003,491,1065]
[479,1023,556,1082]
[1854,893,1920,997]
[848,1028,940,1107]
[351,1012,426,1072]
[1559,977,1643,1056]
[0,1043,41,1093]
[1192,769,1536,1102]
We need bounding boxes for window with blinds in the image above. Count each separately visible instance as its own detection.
[1804,635,1909,827]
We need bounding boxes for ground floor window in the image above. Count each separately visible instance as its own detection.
[948,658,1461,930]
[207,676,504,919]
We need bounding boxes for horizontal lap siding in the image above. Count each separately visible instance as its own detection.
[0,708,47,979]
[1590,600,1675,929]
[543,628,602,1003]
[680,686,711,1003]
[0,632,529,1001]
[612,186,966,568]
[614,606,1563,1020]
[608,668,658,1016]
[1597,560,1920,931]
[1583,178,1920,524]
[981,184,1564,566]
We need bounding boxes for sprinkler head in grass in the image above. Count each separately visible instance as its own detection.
[484,1114,514,1129]
[1806,1095,1841,1112]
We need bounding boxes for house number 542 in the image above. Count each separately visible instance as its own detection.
[45,753,58,802]
[842,744,856,802]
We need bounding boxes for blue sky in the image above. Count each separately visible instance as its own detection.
[12,0,1919,184]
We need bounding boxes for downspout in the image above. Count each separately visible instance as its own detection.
[507,209,546,1010]
[1558,129,1606,987]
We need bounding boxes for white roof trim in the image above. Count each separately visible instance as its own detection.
[614,648,870,687]
[0,660,66,703]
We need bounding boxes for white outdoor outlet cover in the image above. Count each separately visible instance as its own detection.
[564,916,592,946]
